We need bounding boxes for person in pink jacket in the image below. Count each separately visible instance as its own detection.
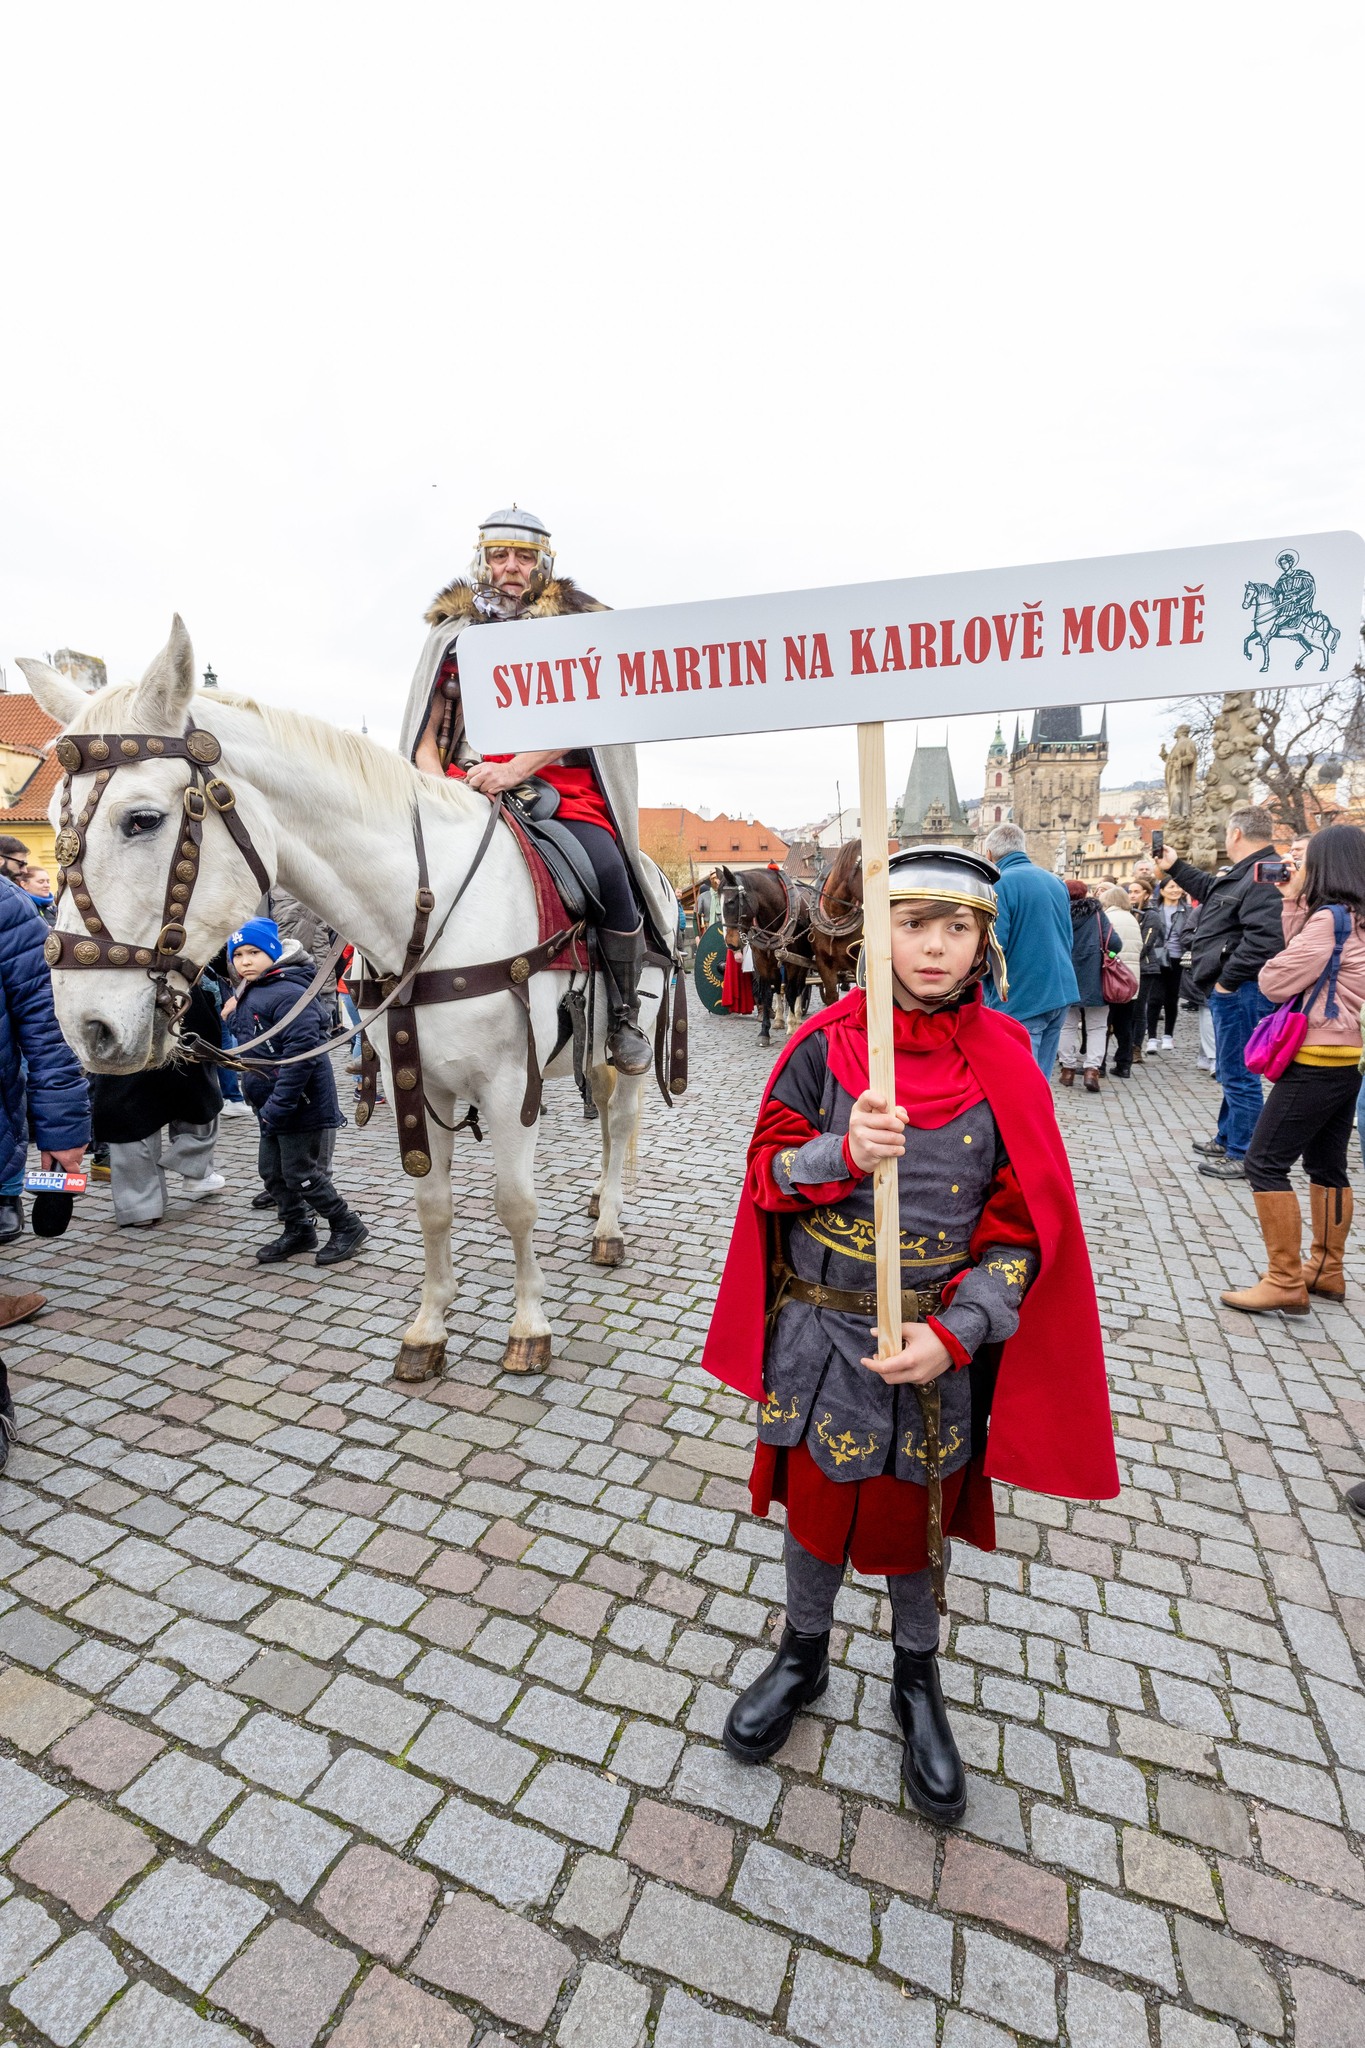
[1222,824,1365,1318]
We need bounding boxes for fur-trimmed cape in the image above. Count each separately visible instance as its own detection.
[398,574,674,954]
[423,576,604,629]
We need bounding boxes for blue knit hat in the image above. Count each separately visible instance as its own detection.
[228,917,283,963]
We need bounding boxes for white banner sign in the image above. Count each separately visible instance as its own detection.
[458,530,1364,753]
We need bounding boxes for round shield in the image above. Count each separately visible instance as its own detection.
[693,923,729,1014]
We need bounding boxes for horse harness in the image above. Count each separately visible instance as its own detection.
[724,869,814,972]
[45,721,271,1021]
[45,718,689,1182]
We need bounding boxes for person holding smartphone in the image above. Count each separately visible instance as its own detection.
[1220,824,1365,1315]
[1156,806,1283,1176]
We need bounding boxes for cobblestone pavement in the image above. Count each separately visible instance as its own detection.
[1,1005,1364,2048]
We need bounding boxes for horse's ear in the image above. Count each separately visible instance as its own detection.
[130,615,196,731]
[14,658,87,728]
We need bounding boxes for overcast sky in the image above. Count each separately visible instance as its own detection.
[3,2,1361,832]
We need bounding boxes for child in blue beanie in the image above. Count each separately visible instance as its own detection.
[226,919,368,1267]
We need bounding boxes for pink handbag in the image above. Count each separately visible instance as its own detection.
[1243,1003,1308,1080]
[1244,905,1351,1080]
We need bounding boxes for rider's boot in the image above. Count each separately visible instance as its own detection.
[599,927,653,1076]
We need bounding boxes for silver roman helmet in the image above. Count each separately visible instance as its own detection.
[862,844,1008,1005]
[470,505,555,583]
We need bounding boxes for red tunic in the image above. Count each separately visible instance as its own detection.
[446,757,616,836]
[721,948,755,1014]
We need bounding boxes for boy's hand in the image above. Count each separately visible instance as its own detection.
[862,1322,953,1385]
[221,997,238,1019]
[847,1090,908,1172]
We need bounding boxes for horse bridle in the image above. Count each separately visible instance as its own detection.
[45,719,271,1021]
[722,870,810,957]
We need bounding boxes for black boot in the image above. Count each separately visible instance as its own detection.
[891,1648,966,1822]
[1347,1481,1365,1523]
[598,929,653,1076]
[0,1197,24,1244]
[722,1626,829,1763]
[256,1223,318,1264]
[316,1216,369,1267]
[251,1189,276,1211]
[0,1360,16,1474]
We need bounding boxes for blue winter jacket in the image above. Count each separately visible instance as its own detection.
[0,880,90,1182]
[985,850,1081,1019]
[233,957,343,1134]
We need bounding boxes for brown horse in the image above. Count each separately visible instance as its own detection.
[810,838,863,1003]
[719,865,815,1044]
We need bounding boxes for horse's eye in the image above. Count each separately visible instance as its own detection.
[121,811,165,838]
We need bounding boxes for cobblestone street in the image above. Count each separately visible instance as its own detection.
[1,1003,1364,2048]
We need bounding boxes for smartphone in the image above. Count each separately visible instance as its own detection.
[1253,860,1292,885]
[1150,829,1164,858]
[23,1171,88,1194]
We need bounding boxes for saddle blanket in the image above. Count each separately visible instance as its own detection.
[502,810,591,972]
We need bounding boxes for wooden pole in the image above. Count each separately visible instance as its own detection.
[857,723,900,1360]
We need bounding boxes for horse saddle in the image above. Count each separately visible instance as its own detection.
[505,781,603,925]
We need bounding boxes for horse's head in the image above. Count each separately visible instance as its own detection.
[717,864,747,951]
[18,617,276,1072]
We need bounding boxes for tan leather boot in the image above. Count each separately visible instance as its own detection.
[1222,1191,1310,1315]
[1303,1184,1352,1300]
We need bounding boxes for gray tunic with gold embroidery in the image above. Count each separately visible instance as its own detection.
[758,1032,1038,1485]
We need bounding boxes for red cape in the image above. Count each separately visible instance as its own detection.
[702,989,1118,1503]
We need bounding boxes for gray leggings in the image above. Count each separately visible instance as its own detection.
[783,1528,946,1654]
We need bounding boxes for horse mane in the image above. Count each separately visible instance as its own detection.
[821,836,862,911]
[62,684,483,830]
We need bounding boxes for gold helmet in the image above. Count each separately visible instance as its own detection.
[858,844,1009,1005]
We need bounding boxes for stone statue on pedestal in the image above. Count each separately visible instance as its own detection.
[1188,691,1260,868]
[1160,725,1199,821]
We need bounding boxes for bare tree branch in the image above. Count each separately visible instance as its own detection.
[1168,625,1365,831]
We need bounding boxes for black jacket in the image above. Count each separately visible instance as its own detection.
[233,958,342,1133]
[1069,896,1116,1007]
[1167,847,1281,998]
[91,985,223,1146]
[1138,901,1167,978]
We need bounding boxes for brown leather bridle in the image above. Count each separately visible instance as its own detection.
[44,719,271,1021]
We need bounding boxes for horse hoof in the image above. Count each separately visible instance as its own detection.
[503,1333,551,1374]
[591,1235,626,1267]
[395,1339,446,1383]
[588,1193,600,1219]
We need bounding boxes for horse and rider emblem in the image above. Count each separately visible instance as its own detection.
[1243,549,1341,673]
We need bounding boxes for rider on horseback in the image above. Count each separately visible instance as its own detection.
[401,506,658,1076]
[1270,549,1316,635]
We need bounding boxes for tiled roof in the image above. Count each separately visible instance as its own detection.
[2,753,62,824]
[0,696,62,750]
[639,807,788,865]
[0,695,63,825]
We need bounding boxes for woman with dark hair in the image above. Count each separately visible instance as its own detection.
[1222,824,1365,1316]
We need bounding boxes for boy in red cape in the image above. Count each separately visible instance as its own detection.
[703,845,1117,1823]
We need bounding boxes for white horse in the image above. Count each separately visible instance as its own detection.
[19,620,678,1380]
[1242,581,1341,673]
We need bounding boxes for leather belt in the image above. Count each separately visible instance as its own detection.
[771,1263,945,1322]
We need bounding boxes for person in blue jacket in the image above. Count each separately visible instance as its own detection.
[225,919,367,1268]
[981,824,1080,1073]
[0,876,91,1466]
